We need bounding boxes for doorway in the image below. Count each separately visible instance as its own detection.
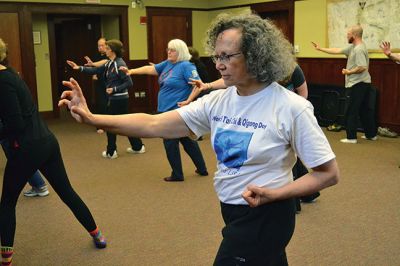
[48,15,102,118]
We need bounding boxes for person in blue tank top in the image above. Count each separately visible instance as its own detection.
[119,39,208,181]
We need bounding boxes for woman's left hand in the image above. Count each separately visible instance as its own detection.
[242,185,277,207]
[58,78,94,124]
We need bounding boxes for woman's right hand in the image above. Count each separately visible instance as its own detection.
[66,60,80,70]
[189,78,208,91]
[58,78,94,124]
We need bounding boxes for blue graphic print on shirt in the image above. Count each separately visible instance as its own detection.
[214,128,253,169]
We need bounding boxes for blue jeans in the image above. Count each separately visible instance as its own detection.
[1,140,46,188]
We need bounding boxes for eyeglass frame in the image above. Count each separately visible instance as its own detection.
[211,52,242,64]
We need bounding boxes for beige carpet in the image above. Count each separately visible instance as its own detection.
[0,117,399,266]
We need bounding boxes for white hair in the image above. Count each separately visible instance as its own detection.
[168,39,192,62]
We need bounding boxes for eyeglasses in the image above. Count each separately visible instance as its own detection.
[166,48,176,53]
[211,52,242,64]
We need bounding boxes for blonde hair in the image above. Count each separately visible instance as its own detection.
[0,38,7,63]
[168,39,191,62]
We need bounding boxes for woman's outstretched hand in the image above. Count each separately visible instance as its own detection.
[58,78,94,124]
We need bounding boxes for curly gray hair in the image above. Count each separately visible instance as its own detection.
[205,13,295,84]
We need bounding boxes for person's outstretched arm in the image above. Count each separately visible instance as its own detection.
[242,159,339,207]
[311,41,343,55]
[178,78,228,107]
[380,41,400,63]
[59,78,190,139]
[119,65,158,76]
[84,56,108,67]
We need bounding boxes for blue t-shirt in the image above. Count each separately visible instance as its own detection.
[155,60,199,112]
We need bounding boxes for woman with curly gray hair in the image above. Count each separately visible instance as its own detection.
[60,13,339,265]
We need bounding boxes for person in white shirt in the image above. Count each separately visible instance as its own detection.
[59,13,339,265]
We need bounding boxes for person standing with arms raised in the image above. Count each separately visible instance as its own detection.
[312,25,377,143]
[119,39,208,182]
[67,39,145,158]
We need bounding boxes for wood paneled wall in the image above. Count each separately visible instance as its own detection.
[298,58,400,133]
[126,60,156,113]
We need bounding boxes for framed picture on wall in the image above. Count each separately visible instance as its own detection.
[33,31,41,45]
[327,0,400,51]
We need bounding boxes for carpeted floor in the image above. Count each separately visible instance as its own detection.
[0,117,399,266]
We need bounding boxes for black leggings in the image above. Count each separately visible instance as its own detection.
[0,134,97,246]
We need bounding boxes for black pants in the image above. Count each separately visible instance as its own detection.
[0,134,97,246]
[345,82,377,139]
[214,199,296,266]
[106,98,143,153]
[163,137,207,179]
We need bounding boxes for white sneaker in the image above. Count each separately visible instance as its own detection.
[23,186,49,197]
[126,145,146,154]
[361,135,378,141]
[340,138,357,144]
[102,150,118,159]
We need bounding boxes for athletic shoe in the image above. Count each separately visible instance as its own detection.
[93,234,107,249]
[340,138,357,144]
[102,150,118,159]
[195,169,209,176]
[126,145,146,154]
[23,186,49,197]
[378,127,398,138]
[361,135,378,141]
[163,176,184,182]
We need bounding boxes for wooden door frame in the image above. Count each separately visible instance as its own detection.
[251,1,294,44]
[37,3,129,118]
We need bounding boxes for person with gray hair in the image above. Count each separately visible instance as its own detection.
[119,38,208,182]
[312,24,377,144]
[60,14,339,265]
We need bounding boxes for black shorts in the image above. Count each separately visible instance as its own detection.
[214,198,296,266]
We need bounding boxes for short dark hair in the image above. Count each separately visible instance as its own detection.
[106,39,124,58]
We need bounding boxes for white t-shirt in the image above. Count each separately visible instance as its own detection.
[177,82,335,205]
